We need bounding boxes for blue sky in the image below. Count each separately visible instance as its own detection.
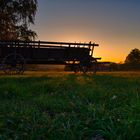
[32,0,140,62]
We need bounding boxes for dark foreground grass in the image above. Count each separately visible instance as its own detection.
[0,74,140,140]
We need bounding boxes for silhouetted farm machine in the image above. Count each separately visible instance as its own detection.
[0,40,101,74]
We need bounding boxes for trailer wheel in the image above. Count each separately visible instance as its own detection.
[90,59,98,74]
[2,53,25,74]
[72,60,80,73]
[72,64,80,73]
[79,58,98,74]
[80,65,88,73]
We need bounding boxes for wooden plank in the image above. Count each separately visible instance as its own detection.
[0,40,99,47]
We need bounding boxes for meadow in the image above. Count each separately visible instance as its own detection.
[0,72,140,140]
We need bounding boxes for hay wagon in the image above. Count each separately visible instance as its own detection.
[0,40,101,74]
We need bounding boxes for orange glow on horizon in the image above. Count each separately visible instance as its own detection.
[36,34,127,63]
[33,0,140,64]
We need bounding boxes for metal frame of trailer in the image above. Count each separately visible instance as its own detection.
[0,40,101,74]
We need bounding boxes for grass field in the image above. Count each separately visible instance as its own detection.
[0,72,140,140]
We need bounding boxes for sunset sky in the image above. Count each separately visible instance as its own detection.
[32,0,140,63]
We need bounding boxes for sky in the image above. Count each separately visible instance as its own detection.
[32,0,140,62]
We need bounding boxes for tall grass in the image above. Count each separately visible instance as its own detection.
[0,74,140,140]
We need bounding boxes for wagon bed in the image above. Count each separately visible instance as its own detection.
[0,40,101,74]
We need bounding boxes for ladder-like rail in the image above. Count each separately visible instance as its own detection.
[0,40,99,58]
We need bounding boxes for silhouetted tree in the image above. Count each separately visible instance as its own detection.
[0,0,37,40]
[125,48,140,70]
[125,48,140,64]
